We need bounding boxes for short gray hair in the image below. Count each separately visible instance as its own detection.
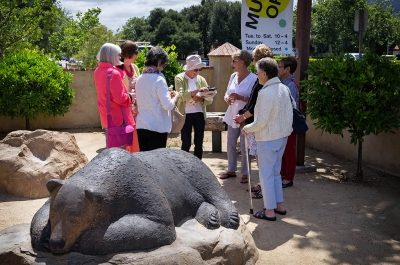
[232,50,252,67]
[256,57,278,79]
[144,46,169,67]
[97,43,121,66]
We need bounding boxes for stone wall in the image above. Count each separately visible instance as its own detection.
[305,116,400,176]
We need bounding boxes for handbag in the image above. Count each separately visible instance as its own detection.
[287,88,308,134]
[169,105,185,138]
[105,69,134,148]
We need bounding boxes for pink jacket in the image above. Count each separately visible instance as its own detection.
[94,62,134,128]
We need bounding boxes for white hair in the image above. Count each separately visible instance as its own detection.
[96,43,121,66]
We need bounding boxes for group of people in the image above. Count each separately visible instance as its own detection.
[219,45,300,221]
[94,41,300,222]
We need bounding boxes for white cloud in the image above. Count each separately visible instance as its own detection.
[59,0,298,32]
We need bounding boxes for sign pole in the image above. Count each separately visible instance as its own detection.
[294,0,312,166]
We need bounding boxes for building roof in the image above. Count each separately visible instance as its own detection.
[208,42,240,57]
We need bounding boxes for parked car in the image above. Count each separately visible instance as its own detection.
[344,53,364,60]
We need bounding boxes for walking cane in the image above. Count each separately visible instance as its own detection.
[244,136,254,214]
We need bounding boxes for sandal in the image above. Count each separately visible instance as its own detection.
[219,173,237,179]
[253,210,276,221]
[247,184,261,192]
[240,175,248,183]
[252,190,263,199]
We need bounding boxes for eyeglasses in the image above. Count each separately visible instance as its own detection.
[193,69,202,72]
[232,59,240,63]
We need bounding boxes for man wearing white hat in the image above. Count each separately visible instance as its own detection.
[175,55,213,159]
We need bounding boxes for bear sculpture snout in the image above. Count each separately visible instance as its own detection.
[49,238,66,251]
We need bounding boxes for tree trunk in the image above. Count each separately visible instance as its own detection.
[25,117,30,131]
[355,141,363,182]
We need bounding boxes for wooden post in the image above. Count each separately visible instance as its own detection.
[294,0,312,166]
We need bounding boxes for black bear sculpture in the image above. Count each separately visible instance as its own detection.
[30,148,239,255]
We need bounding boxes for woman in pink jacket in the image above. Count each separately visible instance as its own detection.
[94,43,135,146]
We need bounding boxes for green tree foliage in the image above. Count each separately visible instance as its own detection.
[301,53,400,181]
[311,0,400,55]
[0,49,74,130]
[120,17,151,41]
[49,8,101,59]
[76,25,117,68]
[209,0,241,48]
[364,0,400,55]
[0,0,59,56]
[134,45,183,87]
[120,0,241,58]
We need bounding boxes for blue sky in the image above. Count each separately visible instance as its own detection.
[58,0,298,32]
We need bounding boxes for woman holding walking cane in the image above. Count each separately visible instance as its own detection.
[242,57,293,221]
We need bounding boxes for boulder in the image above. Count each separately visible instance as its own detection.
[0,219,258,265]
[0,130,88,198]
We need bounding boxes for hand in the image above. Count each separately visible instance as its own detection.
[229,93,239,100]
[199,87,209,92]
[132,105,139,117]
[233,114,243,124]
[170,91,176,98]
[193,95,203,102]
[129,92,136,104]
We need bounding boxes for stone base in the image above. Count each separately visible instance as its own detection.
[0,217,258,265]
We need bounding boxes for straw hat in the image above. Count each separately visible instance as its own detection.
[183,55,207,71]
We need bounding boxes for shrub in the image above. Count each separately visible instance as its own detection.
[302,52,400,181]
[135,44,183,87]
[0,49,74,130]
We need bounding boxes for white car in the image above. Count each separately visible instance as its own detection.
[344,53,364,60]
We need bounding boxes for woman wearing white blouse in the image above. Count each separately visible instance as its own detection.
[220,50,257,183]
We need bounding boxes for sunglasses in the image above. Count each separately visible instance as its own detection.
[193,69,202,72]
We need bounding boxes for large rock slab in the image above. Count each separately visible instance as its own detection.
[205,112,226,131]
[0,219,258,265]
[0,130,88,198]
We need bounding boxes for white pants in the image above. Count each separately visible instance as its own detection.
[257,137,288,209]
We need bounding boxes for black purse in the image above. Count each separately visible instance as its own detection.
[287,88,308,134]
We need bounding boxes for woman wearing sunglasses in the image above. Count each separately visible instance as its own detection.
[220,50,257,183]
[175,55,212,160]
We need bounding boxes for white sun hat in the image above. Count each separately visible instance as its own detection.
[183,55,207,71]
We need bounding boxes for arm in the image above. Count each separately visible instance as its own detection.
[175,74,192,102]
[157,77,178,111]
[110,70,131,107]
[243,92,273,133]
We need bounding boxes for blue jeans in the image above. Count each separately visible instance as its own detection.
[227,125,249,175]
[257,137,288,209]
[181,112,205,159]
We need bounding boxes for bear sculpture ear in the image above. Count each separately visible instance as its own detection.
[84,189,103,204]
[46,179,65,196]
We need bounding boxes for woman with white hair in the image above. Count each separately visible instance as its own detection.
[94,43,135,147]
[242,57,293,221]
[135,46,180,151]
[175,55,212,160]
